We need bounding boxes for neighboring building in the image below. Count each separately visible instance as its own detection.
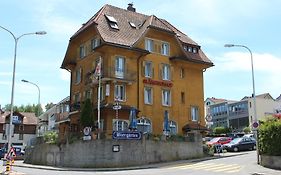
[61,4,213,138]
[0,112,38,148]
[206,93,281,131]
[38,96,70,136]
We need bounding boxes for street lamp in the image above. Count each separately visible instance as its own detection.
[224,44,259,164]
[21,79,41,117]
[0,25,46,154]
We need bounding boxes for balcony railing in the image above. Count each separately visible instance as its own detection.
[84,66,137,85]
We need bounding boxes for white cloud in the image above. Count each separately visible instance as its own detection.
[217,52,281,73]
[212,51,281,98]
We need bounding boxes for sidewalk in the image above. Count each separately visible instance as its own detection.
[10,152,247,172]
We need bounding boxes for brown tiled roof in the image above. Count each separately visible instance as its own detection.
[0,112,38,125]
[64,4,213,67]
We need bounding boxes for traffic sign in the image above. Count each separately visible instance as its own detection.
[252,121,259,129]
[113,105,121,110]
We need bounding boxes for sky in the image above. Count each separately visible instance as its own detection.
[1,0,281,109]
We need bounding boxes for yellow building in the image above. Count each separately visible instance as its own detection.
[61,4,213,139]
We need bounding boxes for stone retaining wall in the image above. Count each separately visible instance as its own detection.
[25,136,203,168]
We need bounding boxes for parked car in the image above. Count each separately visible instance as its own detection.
[243,133,254,139]
[206,137,232,153]
[223,137,256,152]
[206,137,232,146]
[226,133,245,139]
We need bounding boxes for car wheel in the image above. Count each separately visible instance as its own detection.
[233,147,239,152]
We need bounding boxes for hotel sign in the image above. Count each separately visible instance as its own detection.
[143,79,173,87]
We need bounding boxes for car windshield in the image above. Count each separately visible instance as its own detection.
[229,138,242,144]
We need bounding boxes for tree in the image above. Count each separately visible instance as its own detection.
[243,126,251,133]
[213,127,231,135]
[80,99,95,127]
[45,102,55,111]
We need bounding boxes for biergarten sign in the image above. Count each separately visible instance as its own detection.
[143,78,173,87]
[112,131,142,140]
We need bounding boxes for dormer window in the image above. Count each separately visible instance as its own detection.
[183,45,188,51]
[105,15,119,29]
[193,47,198,53]
[129,22,136,28]
[188,46,192,52]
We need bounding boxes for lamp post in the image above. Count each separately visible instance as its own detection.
[0,25,46,154]
[224,44,259,164]
[21,79,41,117]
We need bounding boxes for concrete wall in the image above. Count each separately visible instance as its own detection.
[261,155,281,170]
[25,136,203,168]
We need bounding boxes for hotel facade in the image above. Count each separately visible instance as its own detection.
[61,4,213,139]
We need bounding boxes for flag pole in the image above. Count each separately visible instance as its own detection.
[97,56,102,139]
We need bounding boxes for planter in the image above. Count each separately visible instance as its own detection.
[260,155,281,170]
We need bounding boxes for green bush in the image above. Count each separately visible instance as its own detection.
[213,127,231,135]
[259,119,281,156]
[243,127,251,133]
[43,131,58,144]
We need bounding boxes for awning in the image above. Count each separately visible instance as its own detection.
[182,123,209,132]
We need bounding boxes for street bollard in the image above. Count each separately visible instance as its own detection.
[5,161,10,172]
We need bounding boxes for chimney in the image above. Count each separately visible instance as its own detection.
[127,3,136,12]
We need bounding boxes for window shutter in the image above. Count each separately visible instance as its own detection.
[170,65,174,81]
[152,63,154,78]
[142,61,146,77]
[159,64,163,79]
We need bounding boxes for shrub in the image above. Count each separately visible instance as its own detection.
[259,119,281,156]
[213,127,231,135]
[243,127,251,133]
[43,131,58,144]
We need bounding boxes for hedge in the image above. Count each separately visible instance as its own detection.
[258,119,281,156]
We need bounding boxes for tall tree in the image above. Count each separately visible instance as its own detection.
[80,99,95,127]
[45,102,55,111]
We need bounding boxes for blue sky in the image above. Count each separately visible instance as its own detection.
[1,0,281,109]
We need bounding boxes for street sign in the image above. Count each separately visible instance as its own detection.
[252,121,259,129]
[113,105,121,110]
[112,131,142,140]
[205,114,212,122]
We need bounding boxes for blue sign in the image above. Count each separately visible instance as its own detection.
[112,131,142,140]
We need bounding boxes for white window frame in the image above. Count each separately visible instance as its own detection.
[114,84,126,101]
[79,45,86,58]
[145,39,154,52]
[169,120,177,135]
[144,61,153,78]
[191,106,199,121]
[162,64,170,81]
[75,67,82,84]
[144,87,153,105]
[161,42,170,56]
[162,89,171,106]
[91,37,101,50]
[137,118,152,134]
[115,56,125,78]
[113,120,129,131]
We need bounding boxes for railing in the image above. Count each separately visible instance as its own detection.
[84,66,137,85]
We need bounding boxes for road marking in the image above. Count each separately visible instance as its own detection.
[168,162,242,173]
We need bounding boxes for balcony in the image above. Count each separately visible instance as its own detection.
[84,66,137,86]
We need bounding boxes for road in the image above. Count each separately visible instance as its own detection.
[2,151,280,175]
